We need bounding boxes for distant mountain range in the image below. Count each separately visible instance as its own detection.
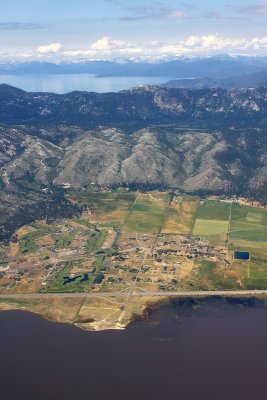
[164,71,267,89]
[1,56,267,82]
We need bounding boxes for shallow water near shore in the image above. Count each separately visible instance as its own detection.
[1,297,267,400]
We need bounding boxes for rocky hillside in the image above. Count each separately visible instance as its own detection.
[1,84,267,128]
[0,84,266,239]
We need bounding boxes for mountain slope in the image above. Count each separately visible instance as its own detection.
[0,84,266,239]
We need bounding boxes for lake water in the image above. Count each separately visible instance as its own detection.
[0,74,173,94]
[1,297,267,400]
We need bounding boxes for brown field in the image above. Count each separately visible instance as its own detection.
[162,196,199,234]
[76,297,125,330]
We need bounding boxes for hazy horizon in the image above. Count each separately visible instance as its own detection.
[1,0,267,63]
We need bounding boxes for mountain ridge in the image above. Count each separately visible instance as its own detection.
[1,57,267,79]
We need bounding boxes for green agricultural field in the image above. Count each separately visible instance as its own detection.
[229,227,267,242]
[231,203,267,226]
[124,193,170,233]
[228,204,267,258]
[69,191,136,210]
[69,191,137,223]
[228,241,267,257]
[193,219,229,236]
[196,200,231,220]
[124,212,163,233]
[244,258,267,289]
[230,221,263,231]
[70,192,118,202]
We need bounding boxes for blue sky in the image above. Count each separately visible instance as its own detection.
[1,0,267,61]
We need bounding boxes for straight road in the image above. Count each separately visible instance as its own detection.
[0,289,267,299]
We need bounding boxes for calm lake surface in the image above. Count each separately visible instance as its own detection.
[1,298,267,400]
[0,74,173,93]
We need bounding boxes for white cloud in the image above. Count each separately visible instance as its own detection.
[63,49,96,57]
[37,43,62,54]
[159,35,258,56]
[91,36,125,50]
[3,34,267,62]
[84,34,267,59]
[247,36,267,49]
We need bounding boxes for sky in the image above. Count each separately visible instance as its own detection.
[1,0,267,62]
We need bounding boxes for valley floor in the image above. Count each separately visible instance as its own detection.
[0,190,266,331]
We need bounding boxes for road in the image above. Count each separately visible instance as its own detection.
[0,289,267,299]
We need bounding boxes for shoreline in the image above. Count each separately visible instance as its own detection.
[1,291,267,332]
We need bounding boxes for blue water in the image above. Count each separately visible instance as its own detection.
[234,251,250,260]
[80,273,89,283]
[63,275,81,285]
[0,74,173,94]
[1,299,267,400]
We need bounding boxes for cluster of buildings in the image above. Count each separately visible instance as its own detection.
[153,234,226,261]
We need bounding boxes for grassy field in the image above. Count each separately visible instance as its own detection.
[196,200,231,220]
[162,196,199,234]
[19,225,55,254]
[189,200,229,245]
[229,227,267,242]
[69,191,137,223]
[193,219,229,236]
[42,261,92,293]
[86,231,107,253]
[192,259,246,291]
[124,192,170,233]
[53,233,75,248]
[231,203,267,225]
[228,203,267,258]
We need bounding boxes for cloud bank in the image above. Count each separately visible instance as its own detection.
[2,34,267,62]
[62,35,267,59]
